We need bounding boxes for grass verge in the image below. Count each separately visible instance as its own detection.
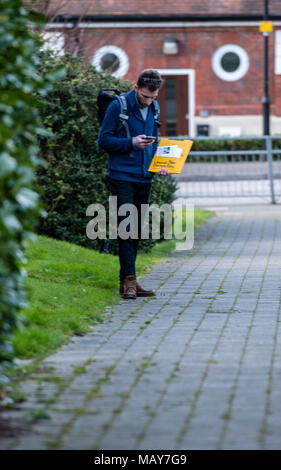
[13,208,214,360]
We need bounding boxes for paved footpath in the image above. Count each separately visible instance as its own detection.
[1,205,281,450]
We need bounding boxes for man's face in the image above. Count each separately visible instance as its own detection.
[134,85,159,108]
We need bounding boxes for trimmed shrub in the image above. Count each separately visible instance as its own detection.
[192,138,264,151]
[194,138,281,151]
[185,137,281,165]
[36,52,178,254]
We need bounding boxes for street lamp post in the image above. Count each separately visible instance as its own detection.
[263,0,270,136]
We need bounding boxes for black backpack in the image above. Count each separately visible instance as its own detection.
[97,88,160,139]
[97,88,131,137]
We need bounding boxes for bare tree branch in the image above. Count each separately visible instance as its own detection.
[24,1,115,61]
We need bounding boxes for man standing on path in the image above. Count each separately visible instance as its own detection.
[98,69,169,300]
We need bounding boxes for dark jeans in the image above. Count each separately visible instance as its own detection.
[108,178,151,281]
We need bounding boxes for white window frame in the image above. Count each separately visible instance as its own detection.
[275,30,281,74]
[92,45,129,78]
[212,44,249,81]
[156,69,195,138]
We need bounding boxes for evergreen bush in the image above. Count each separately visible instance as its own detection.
[0,0,62,398]
[191,137,281,157]
[36,52,178,254]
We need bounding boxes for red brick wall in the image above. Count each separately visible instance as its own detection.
[274,74,281,117]
[66,26,278,117]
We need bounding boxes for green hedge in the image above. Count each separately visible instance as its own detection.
[36,52,177,254]
[186,137,281,164]
[192,138,281,151]
[0,1,61,396]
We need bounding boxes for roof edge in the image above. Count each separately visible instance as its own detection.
[52,14,281,23]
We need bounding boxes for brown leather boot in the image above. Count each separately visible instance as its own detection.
[135,282,155,297]
[120,279,155,297]
[122,275,137,299]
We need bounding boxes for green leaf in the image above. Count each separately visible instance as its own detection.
[2,215,22,232]
[45,66,66,82]
[0,152,17,175]
[16,188,39,210]
[2,115,14,127]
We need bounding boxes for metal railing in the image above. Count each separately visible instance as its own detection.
[170,135,281,204]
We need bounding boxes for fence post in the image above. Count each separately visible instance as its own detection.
[265,135,276,204]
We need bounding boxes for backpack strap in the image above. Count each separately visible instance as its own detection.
[116,94,134,157]
[116,94,131,139]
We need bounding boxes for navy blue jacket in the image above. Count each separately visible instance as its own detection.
[98,89,159,182]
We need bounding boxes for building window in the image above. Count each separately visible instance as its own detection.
[92,45,129,78]
[212,45,249,81]
[221,52,240,73]
[100,53,120,74]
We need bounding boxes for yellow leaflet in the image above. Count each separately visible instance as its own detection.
[149,138,193,174]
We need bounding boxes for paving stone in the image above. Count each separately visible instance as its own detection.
[1,205,281,450]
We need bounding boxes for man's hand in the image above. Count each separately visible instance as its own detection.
[133,134,155,149]
[158,168,170,176]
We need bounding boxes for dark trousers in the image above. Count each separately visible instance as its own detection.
[108,178,151,281]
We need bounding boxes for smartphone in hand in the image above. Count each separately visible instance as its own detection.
[143,136,156,141]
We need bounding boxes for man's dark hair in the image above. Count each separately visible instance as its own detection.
[137,69,163,91]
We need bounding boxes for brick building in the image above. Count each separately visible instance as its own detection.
[36,0,281,137]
